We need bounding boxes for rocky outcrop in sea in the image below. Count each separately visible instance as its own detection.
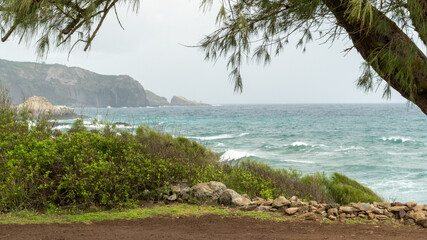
[171,96,209,106]
[16,96,78,120]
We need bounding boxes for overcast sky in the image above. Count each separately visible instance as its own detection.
[0,0,406,104]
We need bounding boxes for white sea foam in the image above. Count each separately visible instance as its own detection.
[220,150,254,162]
[280,159,315,164]
[291,141,308,147]
[335,146,365,151]
[381,136,411,143]
[216,143,225,147]
[188,133,249,141]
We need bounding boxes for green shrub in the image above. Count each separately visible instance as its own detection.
[0,90,382,212]
[325,173,383,205]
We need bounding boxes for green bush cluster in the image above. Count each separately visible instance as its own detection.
[0,90,382,212]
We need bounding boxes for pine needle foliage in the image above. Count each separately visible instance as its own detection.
[0,0,140,57]
[200,0,427,114]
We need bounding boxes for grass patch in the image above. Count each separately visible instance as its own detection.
[0,204,288,225]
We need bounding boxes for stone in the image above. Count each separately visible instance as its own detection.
[413,205,424,212]
[239,204,258,212]
[310,206,317,212]
[142,189,151,199]
[416,218,427,228]
[190,181,227,202]
[370,207,383,214]
[170,182,190,194]
[354,203,372,212]
[290,196,299,202]
[376,215,389,220]
[262,198,273,206]
[405,202,417,209]
[285,207,299,215]
[411,212,426,221]
[340,206,355,213]
[328,215,337,221]
[325,204,340,211]
[404,219,415,225]
[358,213,366,218]
[309,201,318,207]
[300,212,316,221]
[218,189,251,207]
[389,206,408,212]
[376,202,391,209]
[339,213,346,220]
[291,201,302,208]
[242,194,250,199]
[368,213,375,220]
[272,196,291,208]
[252,197,264,204]
[398,209,406,219]
[167,194,177,202]
[327,208,338,217]
[256,206,272,212]
[391,202,404,207]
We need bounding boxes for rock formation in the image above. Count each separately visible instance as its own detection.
[171,96,209,106]
[0,59,148,107]
[145,90,169,106]
[16,96,78,120]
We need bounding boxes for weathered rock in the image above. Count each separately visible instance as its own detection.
[309,201,319,207]
[391,202,404,207]
[262,198,273,206]
[285,207,299,215]
[398,209,406,219]
[376,215,390,220]
[389,206,408,212]
[367,212,375,220]
[328,215,337,221]
[325,204,340,211]
[370,207,383,214]
[252,197,264,205]
[170,182,190,194]
[300,212,316,221]
[17,96,79,120]
[290,196,299,202]
[242,194,251,199]
[340,206,355,213]
[256,206,272,212]
[411,212,426,222]
[405,202,417,209]
[145,90,169,106]
[404,219,415,225]
[358,213,366,218]
[416,218,427,228]
[413,205,425,212]
[167,194,177,202]
[190,181,226,202]
[239,204,258,212]
[376,202,391,209]
[272,196,291,208]
[291,201,302,208]
[327,208,338,217]
[354,203,372,212]
[218,189,251,207]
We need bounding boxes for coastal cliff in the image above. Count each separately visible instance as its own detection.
[0,59,148,107]
[145,90,170,106]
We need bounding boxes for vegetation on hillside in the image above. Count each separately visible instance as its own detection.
[0,88,381,212]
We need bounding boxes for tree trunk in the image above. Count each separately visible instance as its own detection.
[323,0,427,115]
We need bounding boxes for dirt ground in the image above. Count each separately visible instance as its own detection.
[0,215,425,240]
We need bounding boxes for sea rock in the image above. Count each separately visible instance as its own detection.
[285,208,299,215]
[272,196,290,208]
[171,96,209,106]
[16,96,78,120]
[190,181,226,202]
[218,189,251,207]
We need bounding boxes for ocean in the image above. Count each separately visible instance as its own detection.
[58,104,427,204]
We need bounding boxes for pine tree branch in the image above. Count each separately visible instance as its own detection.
[407,0,427,46]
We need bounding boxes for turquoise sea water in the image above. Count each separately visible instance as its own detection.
[62,104,427,203]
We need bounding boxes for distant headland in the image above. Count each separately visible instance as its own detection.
[0,59,209,107]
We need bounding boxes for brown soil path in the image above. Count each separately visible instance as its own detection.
[0,215,425,240]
